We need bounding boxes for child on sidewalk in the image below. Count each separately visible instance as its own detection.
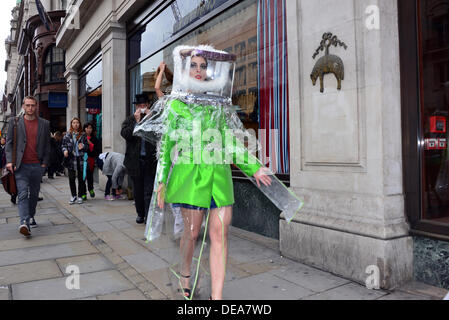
[97,152,127,201]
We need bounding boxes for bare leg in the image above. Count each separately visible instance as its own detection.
[208,206,232,300]
[179,208,204,295]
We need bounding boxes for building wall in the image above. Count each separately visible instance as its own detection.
[282,0,412,289]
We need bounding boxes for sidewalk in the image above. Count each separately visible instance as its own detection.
[0,175,447,300]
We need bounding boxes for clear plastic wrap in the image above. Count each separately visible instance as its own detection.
[133,45,303,300]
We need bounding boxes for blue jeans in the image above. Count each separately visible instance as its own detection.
[14,163,44,225]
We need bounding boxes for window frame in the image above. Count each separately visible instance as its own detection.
[43,45,66,84]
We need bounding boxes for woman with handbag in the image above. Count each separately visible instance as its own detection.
[62,117,89,204]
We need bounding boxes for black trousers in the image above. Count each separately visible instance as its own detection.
[131,158,156,219]
[68,161,86,197]
[84,168,94,192]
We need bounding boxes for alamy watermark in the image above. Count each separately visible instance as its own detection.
[65,265,80,290]
[365,265,380,290]
[365,5,380,30]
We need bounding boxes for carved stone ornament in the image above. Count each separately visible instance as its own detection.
[311,32,347,93]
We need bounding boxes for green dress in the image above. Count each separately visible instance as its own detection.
[158,99,261,209]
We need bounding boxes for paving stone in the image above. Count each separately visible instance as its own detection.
[0,286,9,300]
[234,259,283,276]
[0,224,80,242]
[141,268,174,297]
[105,239,148,256]
[122,251,168,273]
[109,220,133,230]
[0,211,17,219]
[0,241,98,267]
[397,281,448,300]
[301,282,388,300]
[56,254,115,275]
[0,219,6,225]
[97,289,147,300]
[85,222,116,232]
[378,291,432,300]
[12,270,135,300]
[0,261,63,285]
[148,289,169,300]
[270,263,351,292]
[48,215,73,225]
[223,273,315,300]
[0,232,86,252]
[228,237,280,263]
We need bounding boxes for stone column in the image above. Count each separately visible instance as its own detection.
[64,68,79,131]
[100,22,127,155]
[282,0,412,289]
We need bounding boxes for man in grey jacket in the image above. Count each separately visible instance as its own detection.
[6,96,51,237]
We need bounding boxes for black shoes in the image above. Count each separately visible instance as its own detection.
[30,218,38,228]
[37,197,43,202]
[136,216,145,224]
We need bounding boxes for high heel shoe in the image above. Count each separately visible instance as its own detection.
[180,274,191,299]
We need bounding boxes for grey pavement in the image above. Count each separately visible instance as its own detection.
[0,174,447,300]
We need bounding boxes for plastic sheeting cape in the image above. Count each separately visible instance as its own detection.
[132,45,304,299]
[134,92,304,241]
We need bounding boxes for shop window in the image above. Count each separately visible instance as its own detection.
[420,1,449,224]
[400,0,449,236]
[44,45,65,83]
[128,0,290,174]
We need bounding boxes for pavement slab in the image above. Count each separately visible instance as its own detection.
[0,241,98,267]
[0,260,63,285]
[223,273,315,300]
[97,289,147,300]
[122,251,169,273]
[56,254,115,275]
[11,270,135,300]
[301,282,388,300]
[0,232,86,252]
[270,263,351,293]
[0,286,9,300]
[0,224,80,241]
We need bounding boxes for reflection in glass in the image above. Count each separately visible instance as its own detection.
[420,0,449,223]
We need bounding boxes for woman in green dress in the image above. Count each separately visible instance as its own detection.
[152,46,271,300]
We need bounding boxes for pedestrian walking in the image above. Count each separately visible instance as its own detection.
[97,152,126,200]
[121,93,158,224]
[139,45,271,300]
[82,122,100,200]
[5,95,51,237]
[0,137,17,204]
[62,117,89,205]
[48,131,63,179]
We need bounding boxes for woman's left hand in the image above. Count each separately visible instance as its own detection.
[78,143,84,150]
[254,167,272,187]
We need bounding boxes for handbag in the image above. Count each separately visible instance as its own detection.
[1,117,18,195]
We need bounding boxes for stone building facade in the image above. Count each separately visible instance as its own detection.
[3,0,68,134]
